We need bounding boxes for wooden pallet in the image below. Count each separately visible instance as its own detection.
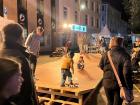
[37,86,91,105]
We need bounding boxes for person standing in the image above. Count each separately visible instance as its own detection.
[77,34,84,54]
[83,34,89,53]
[64,40,72,54]
[25,26,44,74]
[99,37,133,105]
[0,23,39,105]
[99,37,107,54]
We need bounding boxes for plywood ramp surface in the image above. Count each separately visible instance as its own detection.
[36,53,103,93]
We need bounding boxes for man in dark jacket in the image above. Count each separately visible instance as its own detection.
[99,37,133,105]
[0,23,38,105]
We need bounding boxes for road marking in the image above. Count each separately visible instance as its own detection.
[134,84,140,93]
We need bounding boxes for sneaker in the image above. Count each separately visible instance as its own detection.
[60,84,65,87]
[69,81,74,85]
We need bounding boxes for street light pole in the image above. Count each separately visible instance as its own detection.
[79,0,81,25]
[78,0,86,25]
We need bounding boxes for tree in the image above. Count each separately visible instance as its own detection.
[130,0,140,33]
[123,0,140,33]
[123,0,131,14]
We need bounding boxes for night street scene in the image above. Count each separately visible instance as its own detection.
[0,0,140,105]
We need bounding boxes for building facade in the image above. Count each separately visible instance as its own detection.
[0,0,101,51]
[0,0,52,51]
[52,0,101,49]
[100,3,128,35]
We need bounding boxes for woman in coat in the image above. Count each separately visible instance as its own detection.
[99,37,133,105]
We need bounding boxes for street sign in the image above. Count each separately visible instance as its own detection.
[71,24,87,32]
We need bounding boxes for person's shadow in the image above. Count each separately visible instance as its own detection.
[83,80,106,105]
[78,69,94,81]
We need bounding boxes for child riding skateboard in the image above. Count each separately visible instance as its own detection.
[77,56,84,70]
[60,51,74,87]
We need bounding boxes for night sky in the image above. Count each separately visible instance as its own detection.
[102,0,129,21]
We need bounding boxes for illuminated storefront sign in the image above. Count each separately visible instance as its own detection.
[71,24,87,32]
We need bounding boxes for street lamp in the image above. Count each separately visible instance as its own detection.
[63,23,73,42]
[80,4,86,10]
[63,23,68,28]
[79,0,86,25]
[68,24,72,28]
[63,23,72,29]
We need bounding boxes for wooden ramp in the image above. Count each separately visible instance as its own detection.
[37,86,91,105]
[36,53,103,105]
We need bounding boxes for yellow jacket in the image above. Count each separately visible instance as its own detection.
[61,56,74,69]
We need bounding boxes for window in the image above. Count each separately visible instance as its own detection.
[102,16,104,22]
[102,5,104,11]
[75,11,78,22]
[91,2,94,11]
[37,0,44,45]
[17,0,28,38]
[97,19,99,28]
[0,0,3,16]
[63,7,68,20]
[37,0,44,15]
[18,0,27,10]
[85,15,88,25]
[91,17,94,27]
[85,0,88,8]
[96,2,99,13]
[75,0,78,3]
[94,2,96,13]
[75,0,78,7]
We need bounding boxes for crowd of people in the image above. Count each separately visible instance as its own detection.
[0,22,136,105]
[0,23,43,105]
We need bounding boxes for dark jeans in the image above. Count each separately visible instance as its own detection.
[30,54,39,104]
[30,54,37,75]
[61,69,72,85]
[104,87,123,105]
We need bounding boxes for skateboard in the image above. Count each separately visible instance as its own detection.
[65,83,79,88]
